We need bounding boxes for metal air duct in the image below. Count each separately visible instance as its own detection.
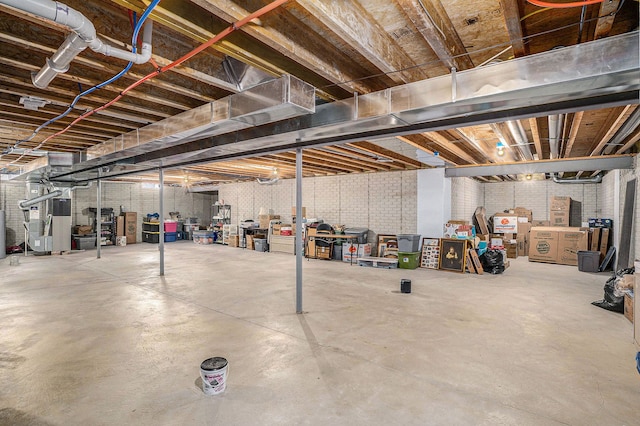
[548,114,564,159]
[505,120,534,160]
[551,172,602,184]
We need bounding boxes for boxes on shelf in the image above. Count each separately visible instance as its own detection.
[193,230,216,244]
[443,223,475,240]
[493,214,518,233]
[342,243,372,262]
[397,234,421,252]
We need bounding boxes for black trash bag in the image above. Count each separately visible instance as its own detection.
[480,249,505,275]
[591,268,634,313]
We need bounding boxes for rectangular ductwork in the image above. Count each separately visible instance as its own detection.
[86,75,315,160]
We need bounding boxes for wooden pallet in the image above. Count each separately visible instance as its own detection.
[357,256,398,269]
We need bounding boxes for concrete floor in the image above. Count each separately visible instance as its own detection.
[0,242,638,425]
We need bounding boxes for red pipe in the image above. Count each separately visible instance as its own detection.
[38,0,289,148]
[526,0,604,8]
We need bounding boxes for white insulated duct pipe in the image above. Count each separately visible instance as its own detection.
[505,120,534,161]
[548,114,564,159]
[18,189,63,209]
[0,0,153,88]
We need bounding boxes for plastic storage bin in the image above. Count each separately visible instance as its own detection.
[398,251,420,269]
[164,232,177,242]
[254,239,268,252]
[344,227,368,244]
[73,234,96,250]
[164,221,178,233]
[397,234,421,252]
[193,230,215,244]
[578,251,601,272]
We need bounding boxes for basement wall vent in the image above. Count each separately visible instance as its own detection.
[19,96,50,111]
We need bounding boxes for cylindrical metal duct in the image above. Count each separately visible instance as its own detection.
[18,189,63,209]
[0,211,6,260]
[32,33,88,88]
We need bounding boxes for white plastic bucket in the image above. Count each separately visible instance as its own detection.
[200,357,228,395]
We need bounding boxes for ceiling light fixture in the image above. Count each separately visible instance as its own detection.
[526,174,532,180]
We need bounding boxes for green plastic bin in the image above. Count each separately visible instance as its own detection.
[398,251,420,269]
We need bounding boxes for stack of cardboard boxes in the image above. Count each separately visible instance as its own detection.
[529,197,588,266]
[492,207,535,259]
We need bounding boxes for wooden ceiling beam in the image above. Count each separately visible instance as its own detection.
[615,129,640,154]
[322,146,399,171]
[295,0,430,84]
[447,129,492,162]
[499,0,527,57]
[347,141,423,168]
[0,113,113,141]
[187,0,375,97]
[593,0,621,39]
[0,55,192,112]
[563,111,583,158]
[0,31,221,103]
[395,0,474,70]
[590,105,635,156]
[305,148,385,172]
[273,152,364,173]
[0,76,169,123]
[422,131,478,164]
[528,117,543,159]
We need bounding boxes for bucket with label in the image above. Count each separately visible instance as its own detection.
[200,357,228,395]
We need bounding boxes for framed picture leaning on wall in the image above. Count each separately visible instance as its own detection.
[439,238,467,273]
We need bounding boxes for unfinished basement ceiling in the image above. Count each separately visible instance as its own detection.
[0,0,638,184]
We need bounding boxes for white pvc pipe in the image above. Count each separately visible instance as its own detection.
[0,0,153,88]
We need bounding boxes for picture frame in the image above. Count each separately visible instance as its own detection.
[438,238,467,273]
[420,237,440,269]
[377,234,398,257]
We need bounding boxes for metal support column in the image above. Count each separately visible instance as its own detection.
[295,148,303,313]
[96,168,101,259]
[159,168,165,276]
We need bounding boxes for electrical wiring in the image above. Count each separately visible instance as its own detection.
[33,0,288,152]
[526,0,605,8]
[5,0,161,155]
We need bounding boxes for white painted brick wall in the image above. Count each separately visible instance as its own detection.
[0,180,213,246]
[217,170,417,242]
[450,177,483,222]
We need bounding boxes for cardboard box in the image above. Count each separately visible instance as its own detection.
[620,275,634,290]
[343,243,372,262]
[443,223,476,239]
[490,237,503,248]
[599,228,610,260]
[550,210,570,227]
[116,236,127,246]
[514,207,532,222]
[246,235,255,250]
[123,212,137,244]
[229,235,240,247]
[556,228,588,266]
[291,207,307,218]
[624,293,634,323]
[116,216,125,237]
[517,222,531,236]
[493,214,518,233]
[588,218,613,228]
[505,242,518,259]
[259,214,280,229]
[635,268,640,346]
[531,220,550,227]
[74,225,93,236]
[590,228,601,251]
[529,227,559,263]
[550,196,571,211]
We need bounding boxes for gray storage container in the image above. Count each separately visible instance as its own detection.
[397,234,421,252]
[254,239,268,252]
[344,227,368,244]
[73,234,97,250]
[578,250,600,272]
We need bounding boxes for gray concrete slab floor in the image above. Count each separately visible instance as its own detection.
[0,242,638,425]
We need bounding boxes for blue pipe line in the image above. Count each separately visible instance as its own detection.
[11,0,161,149]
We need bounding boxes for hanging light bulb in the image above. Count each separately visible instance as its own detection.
[526,174,532,180]
[497,147,505,156]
